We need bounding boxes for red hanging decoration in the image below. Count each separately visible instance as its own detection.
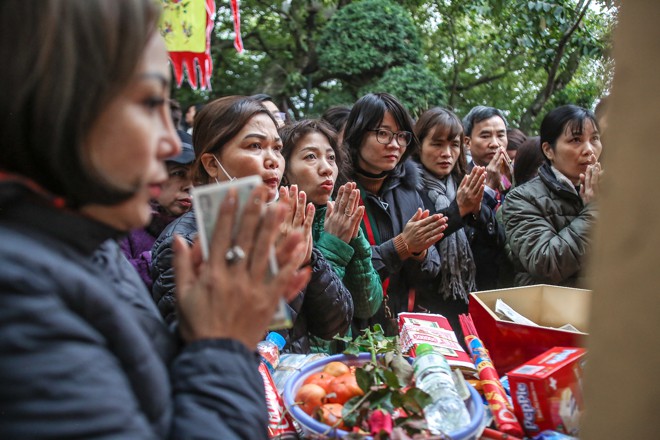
[230,0,244,53]
[160,0,217,90]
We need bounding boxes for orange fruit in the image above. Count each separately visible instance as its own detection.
[315,403,346,430]
[326,372,364,404]
[295,383,326,416]
[303,371,334,393]
[323,361,351,377]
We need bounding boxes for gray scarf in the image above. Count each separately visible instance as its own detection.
[420,167,477,303]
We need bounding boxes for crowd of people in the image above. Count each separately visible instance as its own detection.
[0,0,604,438]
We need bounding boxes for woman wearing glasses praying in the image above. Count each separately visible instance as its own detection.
[343,93,447,335]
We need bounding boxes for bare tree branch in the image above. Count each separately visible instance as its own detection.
[456,72,508,91]
[519,0,593,130]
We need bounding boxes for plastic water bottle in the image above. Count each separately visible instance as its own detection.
[257,332,286,373]
[413,343,471,434]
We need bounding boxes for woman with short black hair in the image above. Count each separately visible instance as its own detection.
[280,119,382,327]
[0,1,309,438]
[502,105,603,286]
[343,93,446,334]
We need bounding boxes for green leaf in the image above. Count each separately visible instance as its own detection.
[382,369,401,389]
[405,387,433,410]
[390,389,405,409]
[367,388,392,408]
[355,367,372,393]
[343,343,361,356]
[389,353,414,387]
[333,334,353,343]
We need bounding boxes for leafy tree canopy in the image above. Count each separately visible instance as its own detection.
[359,65,446,118]
[171,0,616,133]
[317,0,421,85]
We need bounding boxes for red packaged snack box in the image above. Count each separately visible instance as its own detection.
[397,312,476,373]
[469,284,590,375]
[507,347,586,437]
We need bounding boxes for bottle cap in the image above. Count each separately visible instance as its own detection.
[415,343,434,357]
[266,332,286,350]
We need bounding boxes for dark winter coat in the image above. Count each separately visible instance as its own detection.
[0,185,270,439]
[464,161,508,290]
[501,162,597,287]
[151,209,198,322]
[150,209,354,353]
[354,160,441,334]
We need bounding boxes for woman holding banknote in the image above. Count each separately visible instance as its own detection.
[0,1,311,438]
[151,96,354,353]
[502,105,603,287]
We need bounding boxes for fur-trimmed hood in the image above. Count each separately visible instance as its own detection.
[388,158,422,192]
[411,160,430,193]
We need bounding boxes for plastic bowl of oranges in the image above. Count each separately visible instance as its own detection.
[282,353,485,439]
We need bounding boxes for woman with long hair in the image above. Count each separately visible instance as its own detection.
[413,107,496,337]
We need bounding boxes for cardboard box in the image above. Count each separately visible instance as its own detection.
[508,347,586,436]
[468,284,590,375]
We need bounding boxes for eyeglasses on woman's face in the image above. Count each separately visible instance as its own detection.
[368,128,412,147]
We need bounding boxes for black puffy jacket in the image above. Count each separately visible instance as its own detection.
[151,209,197,323]
[151,209,354,353]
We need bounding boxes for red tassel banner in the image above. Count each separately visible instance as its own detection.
[160,0,216,90]
[230,0,244,53]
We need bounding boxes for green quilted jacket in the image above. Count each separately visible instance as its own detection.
[311,206,383,319]
[309,206,383,353]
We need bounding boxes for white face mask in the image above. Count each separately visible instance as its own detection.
[213,155,236,183]
[212,155,280,204]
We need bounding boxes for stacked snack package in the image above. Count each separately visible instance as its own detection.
[507,347,586,437]
[398,312,476,374]
[459,314,524,437]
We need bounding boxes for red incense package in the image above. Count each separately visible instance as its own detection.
[258,362,299,439]
[460,314,523,437]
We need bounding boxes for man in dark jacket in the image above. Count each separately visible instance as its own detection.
[462,106,511,290]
